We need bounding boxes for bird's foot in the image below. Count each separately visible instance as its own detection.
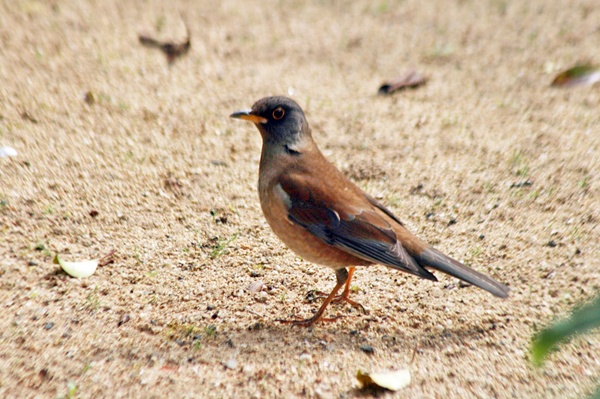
[309,290,366,313]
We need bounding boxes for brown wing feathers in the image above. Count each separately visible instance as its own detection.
[279,170,509,297]
[280,173,436,280]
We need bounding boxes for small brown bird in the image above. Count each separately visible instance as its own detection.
[231,96,509,327]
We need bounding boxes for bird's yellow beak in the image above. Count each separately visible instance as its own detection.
[230,110,267,124]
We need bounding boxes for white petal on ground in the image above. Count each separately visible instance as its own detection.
[356,368,411,391]
[0,146,17,157]
[53,254,99,278]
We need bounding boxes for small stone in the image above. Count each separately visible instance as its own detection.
[247,281,266,293]
[28,260,38,266]
[44,322,54,330]
[84,91,96,105]
[360,344,374,354]
[255,291,268,303]
[223,358,238,370]
[118,314,130,327]
[547,240,557,248]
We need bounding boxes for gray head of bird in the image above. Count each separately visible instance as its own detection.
[230,96,312,153]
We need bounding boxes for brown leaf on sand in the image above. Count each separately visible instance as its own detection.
[98,250,116,267]
[139,16,191,65]
[551,64,600,87]
[378,70,427,95]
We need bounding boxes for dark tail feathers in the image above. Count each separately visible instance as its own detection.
[417,247,509,298]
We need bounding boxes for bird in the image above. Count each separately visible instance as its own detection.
[230,96,509,327]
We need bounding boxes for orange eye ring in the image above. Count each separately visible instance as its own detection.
[272,107,285,120]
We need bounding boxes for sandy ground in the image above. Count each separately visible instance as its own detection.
[1,0,599,398]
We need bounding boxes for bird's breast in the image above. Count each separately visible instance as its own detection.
[257,175,370,268]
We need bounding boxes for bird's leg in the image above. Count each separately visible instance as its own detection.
[312,267,366,313]
[332,266,366,312]
[278,268,349,327]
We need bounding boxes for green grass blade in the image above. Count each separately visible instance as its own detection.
[531,295,600,367]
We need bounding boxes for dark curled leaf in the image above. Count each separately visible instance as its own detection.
[139,15,191,65]
[378,70,427,95]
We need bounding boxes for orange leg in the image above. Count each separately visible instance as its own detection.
[278,268,350,327]
[332,266,365,312]
[313,266,366,312]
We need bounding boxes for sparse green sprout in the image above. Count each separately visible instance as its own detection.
[210,233,239,259]
[387,195,401,207]
[280,292,288,302]
[516,165,529,177]
[431,43,454,59]
[193,340,202,351]
[85,288,100,310]
[510,151,523,166]
[155,16,166,32]
[510,150,530,178]
[146,270,158,278]
[204,324,217,337]
[64,381,77,399]
[470,247,483,257]
[35,241,52,257]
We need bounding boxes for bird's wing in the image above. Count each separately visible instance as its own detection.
[277,173,436,280]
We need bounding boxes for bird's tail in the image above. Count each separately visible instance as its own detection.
[417,247,509,298]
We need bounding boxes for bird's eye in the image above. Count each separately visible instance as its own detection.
[272,107,285,120]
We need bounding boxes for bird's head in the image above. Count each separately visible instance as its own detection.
[230,96,311,153]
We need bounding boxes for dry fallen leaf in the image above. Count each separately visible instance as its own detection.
[378,70,427,95]
[53,250,115,278]
[356,368,411,391]
[551,64,600,87]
